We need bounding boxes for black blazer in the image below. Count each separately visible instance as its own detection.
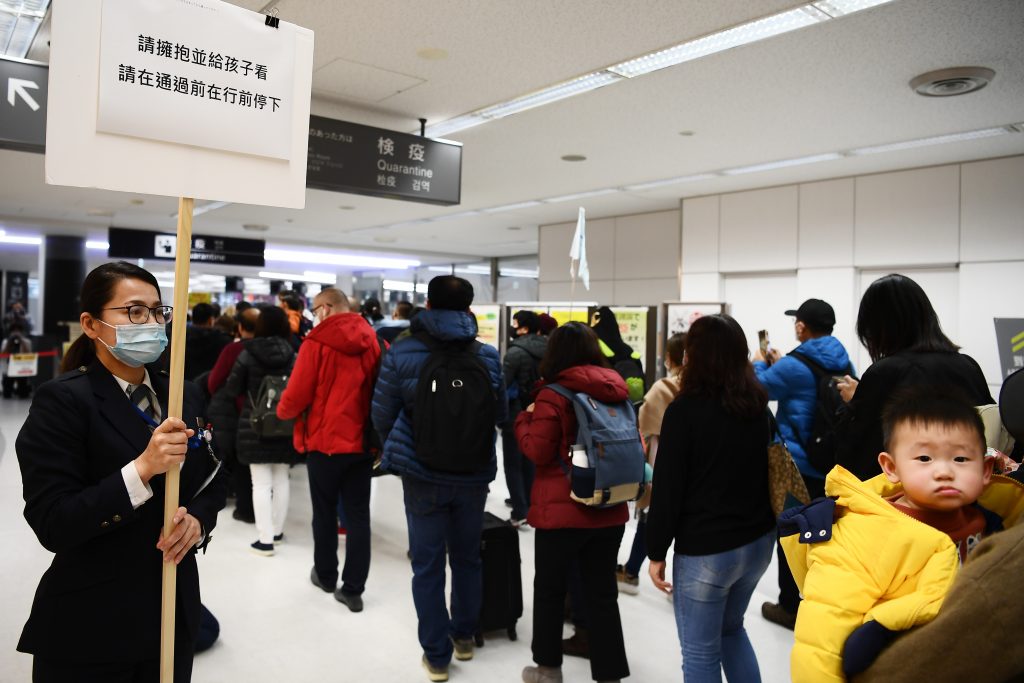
[15,361,227,663]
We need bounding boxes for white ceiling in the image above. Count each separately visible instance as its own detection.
[1,0,1023,264]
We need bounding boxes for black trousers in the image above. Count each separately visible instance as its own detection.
[307,451,373,594]
[34,655,193,683]
[533,525,629,681]
[777,473,827,612]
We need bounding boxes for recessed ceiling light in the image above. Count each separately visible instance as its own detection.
[285,218,294,223]
[507,226,522,231]
[243,223,270,232]
[909,67,995,97]
[374,236,397,243]
[338,205,356,210]
[129,199,145,205]
[678,130,695,136]
[416,47,448,61]
[561,154,587,162]
[87,208,114,217]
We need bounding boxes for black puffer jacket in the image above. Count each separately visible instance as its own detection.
[223,337,299,465]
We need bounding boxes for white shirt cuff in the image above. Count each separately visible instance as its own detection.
[122,461,154,509]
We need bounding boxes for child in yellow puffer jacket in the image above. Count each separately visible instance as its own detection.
[780,388,1024,683]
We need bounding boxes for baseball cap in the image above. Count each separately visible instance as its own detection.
[784,299,836,330]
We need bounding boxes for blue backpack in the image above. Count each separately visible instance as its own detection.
[546,384,646,508]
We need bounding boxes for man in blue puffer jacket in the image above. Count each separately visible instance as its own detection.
[751,298,853,631]
[372,275,506,681]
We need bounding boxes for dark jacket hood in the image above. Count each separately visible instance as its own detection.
[304,312,377,355]
[246,336,294,370]
[410,308,478,342]
[549,364,628,403]
[510,333,547,360]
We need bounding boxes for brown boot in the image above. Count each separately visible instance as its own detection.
[561,627,590,659]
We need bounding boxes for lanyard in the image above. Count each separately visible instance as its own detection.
[132,403,209,451]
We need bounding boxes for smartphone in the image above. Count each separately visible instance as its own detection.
[757,330,770,357]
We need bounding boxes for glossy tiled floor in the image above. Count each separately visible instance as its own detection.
[0,397,794,682]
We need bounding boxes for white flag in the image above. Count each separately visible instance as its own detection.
[568,206,590,290]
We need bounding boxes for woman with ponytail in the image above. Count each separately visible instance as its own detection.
[16,261,227,682]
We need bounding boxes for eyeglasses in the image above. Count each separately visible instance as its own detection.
[103,305,174,324]
[311,303,332,316]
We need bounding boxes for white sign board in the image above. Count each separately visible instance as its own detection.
[46,0,314,208]
[97,0,296,160]
[8,353,39,378]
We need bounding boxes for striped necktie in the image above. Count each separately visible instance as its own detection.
[128,383,159,424]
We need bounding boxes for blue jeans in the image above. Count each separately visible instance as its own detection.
[674,530,774,682]
[402,476,489,667]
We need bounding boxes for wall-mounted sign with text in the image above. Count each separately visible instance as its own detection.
[306,115,462,206]
[108,227,265,267]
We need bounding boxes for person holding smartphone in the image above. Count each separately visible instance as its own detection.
[750,298,854,630]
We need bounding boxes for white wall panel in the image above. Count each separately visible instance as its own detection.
[960,156,1024,263]
[723,272,798,360]
[613,278,679,306]
[538,280,613,304]
[680,272,723,301]
[959,261,1024,388]
[720,186,798,273]
[799,178,854,268]
[854,165,960,267]
[856,267,959,374]
[796,267,858,366]
[614,210,680,280]
[538,217,615,284]
[538,221,574,282]
[681,196,719,273]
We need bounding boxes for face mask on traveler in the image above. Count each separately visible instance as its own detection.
[97,320,168,367]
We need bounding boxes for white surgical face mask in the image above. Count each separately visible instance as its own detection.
[97,320,168,367]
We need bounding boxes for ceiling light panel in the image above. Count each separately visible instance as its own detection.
[476,71,621,121]
[623,174,716,191]
[721,152,844,175]
[607,7,827,78]
[847,126,1012,156]
[264,247,420,270]
[543,188,620,203]
[481,200,543,214]
[0,0,49,59]
[811,0,895,18]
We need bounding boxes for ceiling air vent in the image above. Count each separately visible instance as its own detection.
[910,67,994,97]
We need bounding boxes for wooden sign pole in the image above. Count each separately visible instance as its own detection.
[160,196,194,682]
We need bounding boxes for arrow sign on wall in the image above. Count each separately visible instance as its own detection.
[8,78,40,111]
[0,57,48,152]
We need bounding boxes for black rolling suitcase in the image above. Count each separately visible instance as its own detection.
[475,511,523,645]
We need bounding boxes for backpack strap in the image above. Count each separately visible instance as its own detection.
[543,383,578,480]
[790,350,853,378]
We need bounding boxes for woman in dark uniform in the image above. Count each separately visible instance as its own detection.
[15,261,227,682]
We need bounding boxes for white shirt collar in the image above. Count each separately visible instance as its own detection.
[111,368,156,399]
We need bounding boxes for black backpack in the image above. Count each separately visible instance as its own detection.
[249,373,294,440]
[789,351,854,474]
[412,332,498,473]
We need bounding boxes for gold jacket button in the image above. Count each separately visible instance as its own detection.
[112,514,122,523]
[78,366,87,372]
[100,521,110,528]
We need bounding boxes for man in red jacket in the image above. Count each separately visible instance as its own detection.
[277,287,381,612]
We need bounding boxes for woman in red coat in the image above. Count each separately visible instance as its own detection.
[515,322,630,683]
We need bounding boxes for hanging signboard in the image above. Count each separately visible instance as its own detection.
[107,227,265,266]
[0,56,48,153]
[307,115,462,206]
[995,318,1024,379]
[45,0,314,208]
